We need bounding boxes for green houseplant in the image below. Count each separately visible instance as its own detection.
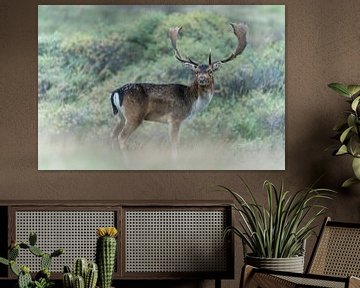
[221,179,334,272]
[0,232,63,288]
[328,83,360,187]
[62,258,98,288]
[96,227,118,288]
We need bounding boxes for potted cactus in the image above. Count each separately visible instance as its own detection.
[0,232,63,288]
[62,258,98,288]
[96,227,118,288]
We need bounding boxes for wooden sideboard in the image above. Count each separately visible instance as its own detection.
[0,201,234,288]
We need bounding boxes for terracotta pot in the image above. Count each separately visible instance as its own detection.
[245,254,305,273]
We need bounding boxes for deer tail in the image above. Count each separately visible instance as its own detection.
[110,89,124,115]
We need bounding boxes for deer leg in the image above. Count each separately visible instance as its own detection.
[119,120,141,150]
[169,121,181,159]
[111,114,125,149]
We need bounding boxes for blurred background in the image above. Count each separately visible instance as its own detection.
[38,5,285,170]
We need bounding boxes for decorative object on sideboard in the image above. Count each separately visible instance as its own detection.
[0,232,64,288]
[63,258,98,288]
[220,178,335,273]
[328,82,360,187]
[96,227,118,288]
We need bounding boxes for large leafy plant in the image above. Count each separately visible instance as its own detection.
[221,179,334,258]
[329,83,360,187]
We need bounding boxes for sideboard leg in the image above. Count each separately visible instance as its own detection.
[215,278,221,288]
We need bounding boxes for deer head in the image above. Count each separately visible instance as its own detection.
[169,23,247,86]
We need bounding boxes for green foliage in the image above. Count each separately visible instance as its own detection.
[221,179,335,258]
[183,89,284,143]
[0,233,63,288]
[19,270,32,288]
[329,83,360,187]
[32,278,54,288]
[0,257,9,266]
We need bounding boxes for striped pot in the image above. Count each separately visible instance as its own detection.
[245,254,305,273]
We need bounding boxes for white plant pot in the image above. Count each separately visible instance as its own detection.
[245,254,305,273]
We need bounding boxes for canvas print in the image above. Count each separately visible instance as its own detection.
[38,5,285,170]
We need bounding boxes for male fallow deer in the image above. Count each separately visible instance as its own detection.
[110,23,247,156]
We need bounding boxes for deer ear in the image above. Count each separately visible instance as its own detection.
[211,62,222,72]
[184,62,198,72]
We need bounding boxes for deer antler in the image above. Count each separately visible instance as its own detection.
[211,23,247,66]
[169,27,199,67]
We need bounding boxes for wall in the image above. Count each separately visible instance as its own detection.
[0,0,359,287]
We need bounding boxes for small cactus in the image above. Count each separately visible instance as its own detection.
[35,268,50,281]
[64,265,72,273]
[74,258,88,279]
[19,243,30,249]
[29,245,44,257]
[96,227,118,288]
[9,246,19,260]
[29,232,37,246]
[41,253,52,270]
[85,263,98,288]
[51,248,64,257]
[74,275,85,288]
[18,268,32,288]
[10,260,20,276]
[63,259,98,288]
[63,272,74,288]
[0,232,63,288]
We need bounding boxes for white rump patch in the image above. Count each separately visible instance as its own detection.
[113,92,121,112]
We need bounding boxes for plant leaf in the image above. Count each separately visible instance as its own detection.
[328,83,351,97]
[340,126,353,143]
[352,157,360,179]
[0,257,9,266]
[342,177,360,188]
[347,114,356,129]
[351,96,360,111]
[336,145,348,155]
[347,85,360,97]
[349,135,360,157]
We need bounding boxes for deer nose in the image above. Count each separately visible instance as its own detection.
[198,75,208,85]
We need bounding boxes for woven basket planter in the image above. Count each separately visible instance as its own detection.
[245,254,305,273]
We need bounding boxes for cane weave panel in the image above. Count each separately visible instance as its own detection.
[15,211,115,272]
[125,210,227,273]
[249,273,296,288]
[277,275,345,288]
[309,226,360,277]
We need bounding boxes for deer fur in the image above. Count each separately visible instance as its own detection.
[110,23,247,157]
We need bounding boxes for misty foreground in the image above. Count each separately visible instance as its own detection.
[38,135,284,170]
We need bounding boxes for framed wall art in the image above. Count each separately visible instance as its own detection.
[38,5,285,170]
